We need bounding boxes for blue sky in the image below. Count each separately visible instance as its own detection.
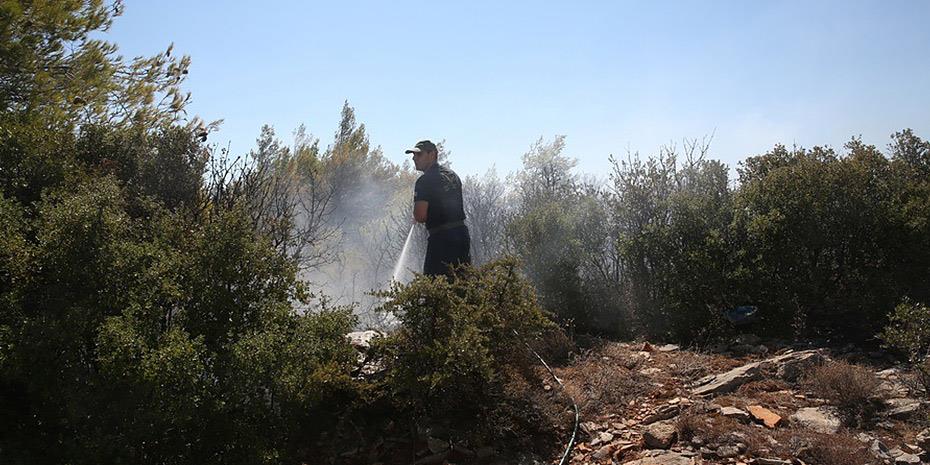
[107,1,930,178]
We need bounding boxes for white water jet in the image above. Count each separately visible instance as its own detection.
[391,224,416,283]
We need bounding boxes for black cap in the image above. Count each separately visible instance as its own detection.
[404,140,437,154]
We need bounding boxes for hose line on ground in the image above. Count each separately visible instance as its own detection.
[513,329,580,465]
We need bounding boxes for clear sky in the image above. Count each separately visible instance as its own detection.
[107,1,930,178]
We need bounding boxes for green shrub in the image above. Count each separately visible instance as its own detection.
[375,258,558,443]
[880,299,930,361]
[880,299,930,397]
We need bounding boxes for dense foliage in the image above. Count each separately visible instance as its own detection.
[0,3,362,463]
[499,134,930,342]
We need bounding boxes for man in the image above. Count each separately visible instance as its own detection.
[405,140,472,277]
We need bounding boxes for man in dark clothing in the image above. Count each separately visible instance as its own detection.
[406,140,472,277]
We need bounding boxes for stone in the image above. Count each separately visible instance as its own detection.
[717,445,740,458]
[789,407,841,434]
[657,344,680,352]
[877,420,896,429]
[591,431,614,447]
[903,443,920,452]
[721,406,751,422]
[893,452,921,464]
[622,451,694,465]
[643,421,678,449]
[876,367,901,379]
[642,404,680,425]
[753,459,791,465]
[747,405,782,428]
[916,428,930,450]
[870,440,891,460]
[592,444,613,460]
[764,349,825,382]
[884,398,922,419]
[345,330,381,351]
[878,380,911,398]
[691,361,762,396]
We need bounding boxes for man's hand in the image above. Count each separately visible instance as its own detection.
[413,200,428,223]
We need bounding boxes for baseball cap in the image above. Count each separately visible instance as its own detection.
[404,140,437,154]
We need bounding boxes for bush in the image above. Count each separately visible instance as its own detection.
[791,432,880,465]
[804,360,881,426]
[880,299,930,396]
[375,258,558,444]
[880,299,930,361]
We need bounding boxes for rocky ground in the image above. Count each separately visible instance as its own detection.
[340,332,930,465]
[554,336,930,465]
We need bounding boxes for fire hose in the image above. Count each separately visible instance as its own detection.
[513,329,580,465]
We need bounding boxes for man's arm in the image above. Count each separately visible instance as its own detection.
[413,200,428,223]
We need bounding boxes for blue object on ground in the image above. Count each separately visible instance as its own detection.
[723,306,758,325]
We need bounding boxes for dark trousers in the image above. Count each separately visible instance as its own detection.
[424,225,471,277]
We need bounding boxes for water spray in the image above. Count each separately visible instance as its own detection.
[391,224,416,283]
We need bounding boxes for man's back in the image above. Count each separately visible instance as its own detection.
[414,163,466,232]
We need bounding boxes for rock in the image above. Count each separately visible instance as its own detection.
[717,445,740,458]
[893,451,921,464]
[591,431,614,447]
[640,367,663,376]
[643,421,678,449]
[691,361,762,396]
[878,380,911,398]
[764,349,825,382]
[721,406,751,422]
[870,439,891,460]
[876,367,901,379]
[789,407,841,434]
[916,428,930,450]
[753,459,791,465]
[592,444,613,460]
[622,451,694,465]
[884,398,922,419]
[903,443,922,454]
[642,405,680,425]
[747,405,782,428]
[657,344,680,352]
[345,330,381,351]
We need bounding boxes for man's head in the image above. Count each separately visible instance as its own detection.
[405,139,438,172]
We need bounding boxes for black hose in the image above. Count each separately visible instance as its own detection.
[513,329,580,465]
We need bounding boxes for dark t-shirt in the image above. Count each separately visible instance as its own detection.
[414,163,466,231]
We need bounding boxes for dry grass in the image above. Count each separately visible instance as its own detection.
[558,345,651,417]
[804,360,882,426]
[737,378,790,395]
[674,410,776,459]
[675,410,704,442]
[786,432,880,465]
[528,326,575,366]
